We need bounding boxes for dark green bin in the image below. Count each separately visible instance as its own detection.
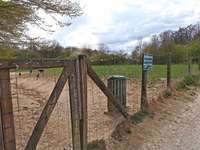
[107,75,126,112]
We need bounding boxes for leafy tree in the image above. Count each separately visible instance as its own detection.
[187,38,200,57]
[37,41,63,58]
[14,50,40,59]
[0,44,15,58]
[0,0,82,46]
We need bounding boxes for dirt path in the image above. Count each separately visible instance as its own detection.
[11,73,191,150]
[107,89,200,150]
[140,92,200,150]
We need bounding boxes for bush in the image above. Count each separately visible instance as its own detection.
[184,75,195,86]
[131,110,149,124]
[176,75,200,90]
[176,81,186,90]
[184,75,199,86]
[163,89,172,98]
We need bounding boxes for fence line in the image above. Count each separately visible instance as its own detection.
[0,54,199,150]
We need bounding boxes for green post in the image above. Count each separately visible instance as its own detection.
[107,75,126,112]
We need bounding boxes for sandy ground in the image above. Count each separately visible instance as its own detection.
[107,88,200,150]
[10,72,167,150]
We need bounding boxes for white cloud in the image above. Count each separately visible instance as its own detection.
[28,0,200,51]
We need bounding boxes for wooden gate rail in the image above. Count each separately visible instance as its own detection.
[68,55,87,150]
[0,59,73,69]
[0,69,16,150]
[0,58,76,150]
[25,67,71,150]
[87,61,130,119]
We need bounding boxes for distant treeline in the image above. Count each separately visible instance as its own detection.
[141,23,200,64]
[1,23,200,65]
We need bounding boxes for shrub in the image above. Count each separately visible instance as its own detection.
[176,81,186,90]
[184,75,195,86]
[131,110,149,124]
[163,89,172,98]
[176,75,200,90]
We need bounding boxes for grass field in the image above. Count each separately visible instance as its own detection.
[92,64,199,80]
[16,64,199,80]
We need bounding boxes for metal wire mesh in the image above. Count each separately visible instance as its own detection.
[11,69,73,150]
[7,53,200,149]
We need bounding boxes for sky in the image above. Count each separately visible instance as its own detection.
[28,0,200,53]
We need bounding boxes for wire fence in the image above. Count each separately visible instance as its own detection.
[6,53,200,149]
[90,53,200,113]
[10,70,73,150]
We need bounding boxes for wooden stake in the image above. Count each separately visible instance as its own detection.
[0,69,16,150]
[78,55,88,150]
[68,55,88,150]
[0,99,4,150]
[188,54,192,75]
[167,54,171,89]
[141,54,148,112]
[198,56,200,71]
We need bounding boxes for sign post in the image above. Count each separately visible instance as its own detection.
[141,54,153,111]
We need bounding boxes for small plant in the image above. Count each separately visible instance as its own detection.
[131,110,149,124]
[176,75,200,91]
[176,81,186,90]
[184,75,196,86]
[191,75,199,85]
[87,139,106,150]
[163,89,172,98]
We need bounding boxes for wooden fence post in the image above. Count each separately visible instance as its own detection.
[188,54,192,75]
[141,54,148,112]
[198,56,200,71]
[0,69,16,150]
[68,55,87,150]
[0,104,4,150]
[167,54,171,89]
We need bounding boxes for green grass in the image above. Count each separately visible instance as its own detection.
[176,74,200,90]
[12,67,63,76]
[131,110,150,124]
[14,64,199,80]
[92,64,199,80]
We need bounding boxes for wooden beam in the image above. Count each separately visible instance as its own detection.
[141,54,148,112]
[25,67,71,150]
[78,55,88,150]
[87,63,130,119]
[0,101,4,150]
[68,55,88,150]
[0,59,74,69]
[0,69,16,150]
[68,69,82,150]
[188,54,192,75]
[167,54,172,89]
[198,56,200,71]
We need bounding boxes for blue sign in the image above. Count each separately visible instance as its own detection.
[143,54,153,71]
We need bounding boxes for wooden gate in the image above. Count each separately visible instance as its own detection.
[0,55,129,150]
